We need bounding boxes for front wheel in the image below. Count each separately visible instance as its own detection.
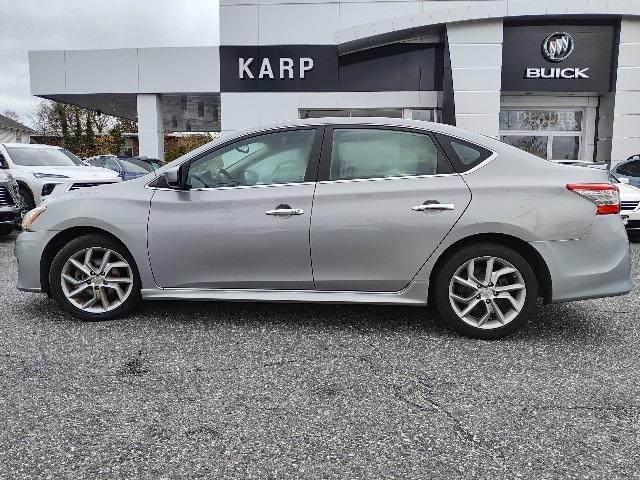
[434,243,538,339]
[49,234,141,321]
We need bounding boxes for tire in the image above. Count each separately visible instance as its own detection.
[0,225,13,237]
[49,234,141,321]
[434,243,538,340]
[18,186,35,214]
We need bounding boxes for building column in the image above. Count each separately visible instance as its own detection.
[446,19,503,138]
[137,94,164,160]
[608,18,640,169]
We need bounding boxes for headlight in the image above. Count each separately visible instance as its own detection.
[22,206,47,232]
[33,173,70,179]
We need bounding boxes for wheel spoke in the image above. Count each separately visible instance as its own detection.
[490,298,506,324]
[496,292,520,311]
[484,257,495,285]
[494,283,525,293]
[477,302,491,327]
[106,276,133,284]
[97,287,109,310]
[453,275,479,291]
[69,258,91,275]
[450,292,477,304]
[459,298,481,317]
[81,291,99,309]
[491,267,516,284]
[98,250,111,273]
[466,259,480,284]
[83,248,95,270]
[68,284,90,298]
[104,283,125,301]
[104,261,129,274]
[61,273,86,286]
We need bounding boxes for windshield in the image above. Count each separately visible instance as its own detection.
[6,147,80,167]
[60,148,85,166]
[119,159,150,174]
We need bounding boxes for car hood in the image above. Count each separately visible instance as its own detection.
[618,182,640,201]
[12,165,120,180]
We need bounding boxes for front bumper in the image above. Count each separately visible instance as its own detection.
[14,229,56,293]
[0,205,21,227]
[530,215,631,303]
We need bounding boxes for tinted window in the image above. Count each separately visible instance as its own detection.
[617,160,640,177]
[329,128,441,181]
[187,129,316,188]
[119,159,149,174]
[5,147,79,167]
[104,158,120,172]
[436,134,493,172]
[90,158,104,167]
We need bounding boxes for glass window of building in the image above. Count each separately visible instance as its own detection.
[499,109,583,160]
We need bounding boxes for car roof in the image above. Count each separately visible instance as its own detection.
[1,143,61,149]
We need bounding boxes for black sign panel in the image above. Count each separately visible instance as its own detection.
[220,44,443,92]
[502,24,617,93]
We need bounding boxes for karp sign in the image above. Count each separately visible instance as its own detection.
[238,57,315,79]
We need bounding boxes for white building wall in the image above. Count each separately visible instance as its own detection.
[447,19,503,138]
[610,18,640,167]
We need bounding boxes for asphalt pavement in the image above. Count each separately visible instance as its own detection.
[0,231,638,479]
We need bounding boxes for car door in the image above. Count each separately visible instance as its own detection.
[310,126,472,292]
[147,127,322,290]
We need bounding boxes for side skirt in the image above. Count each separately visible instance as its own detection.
[141,280,429,305]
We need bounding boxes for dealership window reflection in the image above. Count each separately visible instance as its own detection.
[499,109,583,160]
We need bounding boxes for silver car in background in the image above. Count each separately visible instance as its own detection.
[15,118,631,339]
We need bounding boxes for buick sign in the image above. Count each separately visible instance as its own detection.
[541,32,574,62]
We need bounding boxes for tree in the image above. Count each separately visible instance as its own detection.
[2,109,22,123]
[108,123,126,155]
[165,135,213,162]
[84,114,96,156]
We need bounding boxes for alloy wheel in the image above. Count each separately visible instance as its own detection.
[60,247,134,313]
[448,256,526,330]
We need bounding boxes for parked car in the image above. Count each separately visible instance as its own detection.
[86,155,150,181]
[15,118,631,339]
[0,169,21,237]
[613,174,640,236]
[612,155,640,188]
[124,156,164,172]
[0,144,121,212]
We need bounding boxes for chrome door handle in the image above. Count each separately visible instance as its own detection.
[265,208,304,216]
[412,203,455,212]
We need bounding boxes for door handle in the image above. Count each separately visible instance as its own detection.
[412,203,455,212]
[265,208,304,216]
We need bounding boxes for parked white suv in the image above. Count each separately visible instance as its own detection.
[0,143,120,211]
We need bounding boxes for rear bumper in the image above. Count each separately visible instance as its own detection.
[530,215,631,303]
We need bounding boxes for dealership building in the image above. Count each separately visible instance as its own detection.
[28,0,640,166]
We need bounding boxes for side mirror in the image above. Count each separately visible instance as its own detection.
[157,165,189,190]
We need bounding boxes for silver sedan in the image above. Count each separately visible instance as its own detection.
[15,118,631,339]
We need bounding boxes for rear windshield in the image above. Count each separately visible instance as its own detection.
[119,159,150,174]
[6,147,79,167]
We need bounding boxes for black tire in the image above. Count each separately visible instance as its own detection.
[18,186,35,214]
[0,225,13,237]
[434,243,538,340]
[49,234,141,321]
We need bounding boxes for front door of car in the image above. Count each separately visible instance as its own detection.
[147,127,322,289]
[310,126,472,292]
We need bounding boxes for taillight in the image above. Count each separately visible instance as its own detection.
[566,183,620,215]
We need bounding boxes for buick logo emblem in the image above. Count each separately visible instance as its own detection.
[542,32,574,62]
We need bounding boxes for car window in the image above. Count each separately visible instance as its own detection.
[187,129,316,188]
[90,158,104,167]
[104,158,121,172]
[436,134,493,172]
[5,147,80,167]
[119,159,149,174]
[329,128,440,181]
[617,160,640,177]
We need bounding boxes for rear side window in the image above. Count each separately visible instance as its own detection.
[329,128,449,181]
[436,134,493,172]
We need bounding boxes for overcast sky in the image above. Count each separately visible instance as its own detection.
[0,0,219,124]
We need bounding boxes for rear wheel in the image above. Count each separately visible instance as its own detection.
[49,234,141,321]
[434,243,538,339]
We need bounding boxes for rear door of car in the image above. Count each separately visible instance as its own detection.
[309,125,472,292]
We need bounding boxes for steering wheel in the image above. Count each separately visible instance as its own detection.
[218,168,241,185]
[189,173,209,188]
